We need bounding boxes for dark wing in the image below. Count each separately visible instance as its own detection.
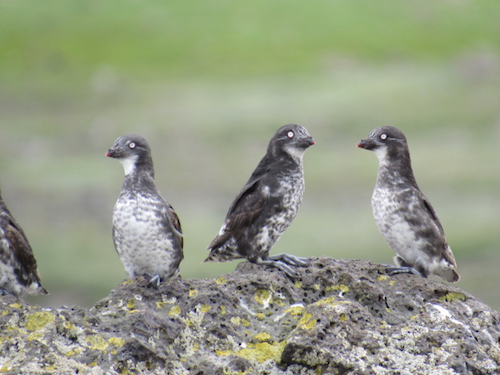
[208,177,268,250]
[167,203,183,249]
[420,194,446,236]
[4,218,40,279]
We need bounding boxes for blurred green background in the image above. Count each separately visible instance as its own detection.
[1,0,500,309]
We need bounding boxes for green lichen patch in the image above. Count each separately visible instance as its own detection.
[254,289,272,307]
[108,337,126,347]
[85,334,109,351]
[168,305,181,316]
[126,299,135,310]
[285,305,305,317]
[253,332,271,342]
[217,341,287,364]
[439,292,467,303]
[230,317,250,327]
[327,284,350,294]
[25,311,55,332]
[215,277,226,285]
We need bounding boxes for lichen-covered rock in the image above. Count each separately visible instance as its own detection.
[1,258,499,374]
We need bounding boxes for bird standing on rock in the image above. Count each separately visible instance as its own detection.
[205,124,315,277]
[0,190,48,297]
[357,126,459,282]
[106,134,183,288]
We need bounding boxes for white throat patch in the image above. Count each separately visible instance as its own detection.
[119,154,139,175]
[284,144,306,161]
[373,145,389,164]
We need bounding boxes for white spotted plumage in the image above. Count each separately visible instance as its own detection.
[205,124,314,277]
[359,126,459,282]
[0,195,48,297]
[107,134,183,285]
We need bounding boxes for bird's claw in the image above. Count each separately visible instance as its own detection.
[145,274,161,289]
[384,264,426,278]
[258,259,298,278]
[267,253,310,267]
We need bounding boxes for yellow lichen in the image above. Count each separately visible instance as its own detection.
[298,313,312,326]
[217,341,286,364]
[66,347,84,357]
[331,284,350,294]
[340,314,347,322]
[254,332,271,342]
[303,319,317,330]
[230,316,249,327]
[285,305,305,316]
[189,289,198,298]
[156,302,164,309]
[294,281,302,288]
[126,299,135,310]
[121,280,134,285]
[25,312,55,331]
[108,337,126,347]
[377,275,389,281]
[439,292,467,302]
[1,310,8,316]
[314,284,321,290]
[28,332,44,341]
[254,289,272,307]
[85,335,109,351]
[201,304,211,313]
[63,321,75,329]
[220,306,226,314]
[256,313,265,320]
[239,341,287,363]
[9,303,22,309]
[215,277,226,285]
[315,297,336,306]
[168,305,181,316]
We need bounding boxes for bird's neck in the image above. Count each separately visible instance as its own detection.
[377,149,418,188]
[122,165,157,192]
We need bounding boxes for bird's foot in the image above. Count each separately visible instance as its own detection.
[384,264,426,278]
[0,288,9,296]
[258,259,299,278]
[267,253,310,267]
[144,274,161,289]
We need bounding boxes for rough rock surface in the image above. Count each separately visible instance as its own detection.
[1,257,499,374]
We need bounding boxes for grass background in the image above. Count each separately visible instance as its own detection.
[1,0,500,309]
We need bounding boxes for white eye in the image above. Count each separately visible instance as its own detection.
[287,131,294,139]
[380,134,387,140]
[129,142,136,149]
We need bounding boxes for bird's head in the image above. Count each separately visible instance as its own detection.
[106,134,153,176]
[357,126,408,162]
[270,124,315,160]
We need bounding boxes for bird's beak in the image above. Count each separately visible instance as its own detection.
[106,148,117,158]
[308,137,316,146]
[357,138,375,150]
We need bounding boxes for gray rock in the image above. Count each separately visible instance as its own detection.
[1,257,499,374]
